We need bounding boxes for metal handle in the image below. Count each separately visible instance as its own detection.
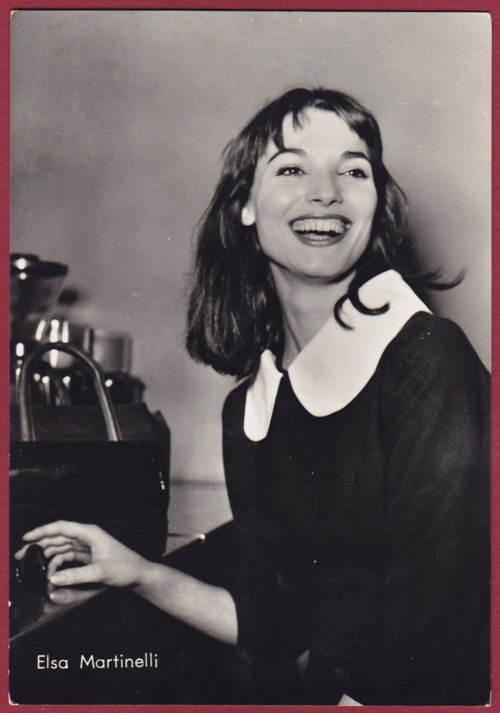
[17,341,123,442]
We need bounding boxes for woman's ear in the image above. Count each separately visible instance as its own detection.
[241,203,256,227]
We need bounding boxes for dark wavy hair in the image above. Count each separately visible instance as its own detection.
[186,87,455,378]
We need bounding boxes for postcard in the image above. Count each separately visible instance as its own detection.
[3,4,495,711]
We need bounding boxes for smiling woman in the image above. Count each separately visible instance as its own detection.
[18,87,490,706]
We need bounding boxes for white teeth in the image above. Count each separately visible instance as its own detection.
[292,218,348,234]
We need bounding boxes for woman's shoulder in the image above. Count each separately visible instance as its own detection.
[381,311,489,396]
[388,311,483,365]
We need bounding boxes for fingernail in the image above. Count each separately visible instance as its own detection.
[49,573,65,585]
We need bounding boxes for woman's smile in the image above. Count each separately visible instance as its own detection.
[290,214,351,246]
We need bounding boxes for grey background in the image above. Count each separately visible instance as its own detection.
[11,10,491,482]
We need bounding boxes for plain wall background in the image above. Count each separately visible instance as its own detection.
[10,10,491,482]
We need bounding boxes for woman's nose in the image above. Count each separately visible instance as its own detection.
[306,172,342,205]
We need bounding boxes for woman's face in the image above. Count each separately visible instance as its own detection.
[242,108,378,285]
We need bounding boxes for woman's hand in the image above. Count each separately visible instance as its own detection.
[16,520,238,645]
[15,520,148,589]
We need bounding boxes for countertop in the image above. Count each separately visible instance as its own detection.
[166,479,233,553]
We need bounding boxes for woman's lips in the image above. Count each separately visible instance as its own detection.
[290,216,350,246]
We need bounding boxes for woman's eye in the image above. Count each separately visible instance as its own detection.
[276,166,304,176]
[341,167,369,179]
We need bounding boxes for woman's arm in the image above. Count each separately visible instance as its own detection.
[344,316,490,704]
[134,559,237,644]
[17,520,238,645]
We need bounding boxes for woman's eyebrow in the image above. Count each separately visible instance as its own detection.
[342,150,371,162]
[267,147,305,165]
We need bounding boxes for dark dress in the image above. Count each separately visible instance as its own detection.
[222,311,490,705]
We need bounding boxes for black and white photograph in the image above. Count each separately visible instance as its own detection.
[8,9,491,706]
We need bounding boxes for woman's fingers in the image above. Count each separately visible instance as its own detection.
[47,586,100,606]
[43,543,81,560]
[14,541,73,560]
[29,534,74,548]
[49,562,103,587]
[23,520,100,545]
[14,544,30,560]
[44,539,90,558]
[14,534,90,561]
[47,550,91,579]
[18,520,144,589]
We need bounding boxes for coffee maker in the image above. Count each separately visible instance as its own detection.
[10,253,145,406]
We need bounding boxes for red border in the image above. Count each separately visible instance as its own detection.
[0,2,497,713]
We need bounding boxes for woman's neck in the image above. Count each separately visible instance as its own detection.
[272,269,354,369]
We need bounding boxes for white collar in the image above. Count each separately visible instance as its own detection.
[244,270,431,442]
